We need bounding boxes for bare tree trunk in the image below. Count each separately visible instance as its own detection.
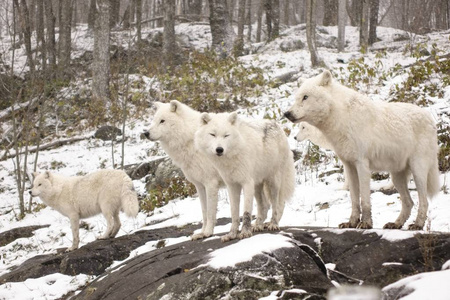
[58,0,73,76]
[36,0,46,72]
[43,0,56,77]
[323,0,338,26]
[136,0,142,42]
[92,0,111,104]
[306,0,323,67]
[272,0,280,39]
[235,0,246,55]
[264,0,272,41]
[208,0,236,57]
[110,0,120,28]
[283,0,290,26]
[347,0,362,26]
[338,0,346,52]
[368,0,379,45]
[163,0,177,68]
[246,0,252,41]
[188,0,203,21]
[256,0,263,42]
[360,0,369,52]
[88,0,96,30]
[14,0,35,76]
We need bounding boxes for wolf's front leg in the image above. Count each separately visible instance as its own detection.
[239,181,254,239]
[339,162,361,228]
[221,183,241,242]
[191,183,208,240]
[356,161,373,229]
[67,215,80,251]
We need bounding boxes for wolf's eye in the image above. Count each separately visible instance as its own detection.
[38,183,42,186]
[303,95,308,101]
[160,120,165,124]
[209,133,216,137]
[224,134,230,138]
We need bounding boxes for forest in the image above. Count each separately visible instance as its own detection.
[0,0,449,298]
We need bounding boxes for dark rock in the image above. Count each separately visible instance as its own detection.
[73,231,331,300]
[0,225,50,247]
[145,156,185,190]
[280,40,305,52]
[94,126,122,141]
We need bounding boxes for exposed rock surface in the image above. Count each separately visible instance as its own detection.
[0,225,49,247]
[1,223,449,300]
[93,126,122,141]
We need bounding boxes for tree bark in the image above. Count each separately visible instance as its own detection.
[338,0,346,52]
[88,0,96,30]
[256,0,263,42]
[264,0,272,41]
[136,0,142,41]
[323,0,338,26]
[359,0,369,52]
[188,0,203,21]
[36,0,46,72]
[110,0,120,28]
[283,0,290,26]
[347,0,362,26]
[208,0,235,57]
[44,0,56,76]
[235,0,246,55]
[92,0,111,104]
[306,0,323,68]
[368,0,379,45]
[272,0,280,39]
[163,0,178,68]
[246,0,252,42]
[14,0,35,76]
[58,0,73,76]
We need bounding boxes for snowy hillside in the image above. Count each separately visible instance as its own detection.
[0,23,449,299]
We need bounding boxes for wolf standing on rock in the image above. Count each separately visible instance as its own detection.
[30,169,139,251]
[195,112,295,242]
[285,70,440,230]
[146,100,225,240]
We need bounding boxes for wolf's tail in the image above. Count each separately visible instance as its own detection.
[427,158,441,199]
[121,174,139,217]
[279,150,296,204]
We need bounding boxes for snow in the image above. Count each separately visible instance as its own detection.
[202,233,294,269]
[382,269,450,300]
[0,22,449,299]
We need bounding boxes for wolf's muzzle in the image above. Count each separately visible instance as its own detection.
[216,147,224,156]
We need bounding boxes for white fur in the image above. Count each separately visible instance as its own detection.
[30,169,139,251]
[285,70,440,230]
[147,100,225,240]
[195,112,295,242]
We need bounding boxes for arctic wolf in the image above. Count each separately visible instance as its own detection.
[195,112,295,241]
[30,169,139,251]
[285,70,440,230]
[146,100,225,240]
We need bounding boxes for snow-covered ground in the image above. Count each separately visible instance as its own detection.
[0,23,449,299]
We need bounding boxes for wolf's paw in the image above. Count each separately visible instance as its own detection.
[66,246,77,252]
[238,230,252,240]
[221,233,237,242]
[191,232,209,240]
[338,220,359,229]
[383,222,402,229]
[265,222,280,231]
[356,221,373,229]
[252,224,265,232]
[408,223,423,231]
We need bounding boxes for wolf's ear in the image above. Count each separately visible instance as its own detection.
[320,70,332,86]
[170,100,181,113]
[228,112,238,125]
[200,112,211,125]
[298,77,307,86]
[153,102,162,110]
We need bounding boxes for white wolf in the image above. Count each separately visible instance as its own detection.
[195,112,295,242]
[30,169,139,251]
[146,100,225,240]
[285,70,440,230]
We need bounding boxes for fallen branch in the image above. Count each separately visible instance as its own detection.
[1,135,89,161]
[0,97,40,123]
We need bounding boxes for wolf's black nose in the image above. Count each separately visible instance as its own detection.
[143,131,150,139]
[216,147,224,155]
[283,111,292,119]
[28,190,32,195]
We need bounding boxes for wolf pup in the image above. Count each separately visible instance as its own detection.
[195,112,295,242]
[30,169,139,251]
[285,70,440,230]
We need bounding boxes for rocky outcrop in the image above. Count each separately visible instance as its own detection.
[2,224,449,300]
[0,225,50,247]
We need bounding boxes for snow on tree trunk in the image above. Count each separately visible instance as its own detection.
[208,0,236,57]
[92,0,111,104]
